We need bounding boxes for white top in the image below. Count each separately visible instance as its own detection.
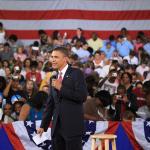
[100,65,111,78]
[110,56,123,64]
[0,31,5,44]
[71,47,82,54]
[93,60,105,68]
[136,65,149,76]
[101,79,118,95]
[123,55,138,65]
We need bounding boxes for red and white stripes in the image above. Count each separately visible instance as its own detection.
[0,0,150,44]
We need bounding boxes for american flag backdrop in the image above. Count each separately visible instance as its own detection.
[0,120,150,150]
[0,0,150,44]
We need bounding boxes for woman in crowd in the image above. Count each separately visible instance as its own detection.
[24,79,38,103]
[115,84,137,120]
[84,90,112,121]
[13,45,27,63]
[21,58,31,78]
[121,72,133,94]
[26,60,42,87]
[52,30,66,46]
[19,91,48,121]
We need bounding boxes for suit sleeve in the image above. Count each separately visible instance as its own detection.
[60,69,87,103]
[40,87,54,131]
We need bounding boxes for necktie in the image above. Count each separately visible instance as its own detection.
[58,72,63,82]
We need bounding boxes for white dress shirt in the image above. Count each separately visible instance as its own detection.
[58,64,69,80]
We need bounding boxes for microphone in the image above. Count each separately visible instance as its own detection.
[51,71,58,79]
[51,71,58,90]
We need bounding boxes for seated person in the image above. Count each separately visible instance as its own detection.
[1,103,14,123]
[26,60,42,86]
[115,84,137,121]
[83,90,111,121]
[136,80,150,119]
[100,69,119,95]
[19,91,48,122]
[11,101,24,121]
[3,76,26,104]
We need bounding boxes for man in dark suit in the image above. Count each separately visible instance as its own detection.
[37,47,87,150]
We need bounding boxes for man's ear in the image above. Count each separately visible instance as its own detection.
[64,56,69,63]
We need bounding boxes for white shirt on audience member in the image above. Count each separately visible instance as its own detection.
[123,55,138,65]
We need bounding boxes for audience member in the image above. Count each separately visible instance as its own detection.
[101,42,115,59]
[19,91,48,121]
[87,32,103,51]
[84,90,111,121]
[136,80,150,119]
[71,28,86,45]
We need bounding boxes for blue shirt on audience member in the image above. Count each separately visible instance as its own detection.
[144,43,150,55]
[101,45,115,59]
[117,40,134,57]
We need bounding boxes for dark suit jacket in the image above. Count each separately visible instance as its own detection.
[40,65,87,137]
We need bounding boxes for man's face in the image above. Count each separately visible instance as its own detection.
[109,71,117,82]
[92,33,97,41]
[94,53,101,60]
[4,104,12,116]
[14,103,22,113]
[50,51,67,70]
[77,29,82,36]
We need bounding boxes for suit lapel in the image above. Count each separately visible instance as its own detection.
[62,65,72,83]
[51,65,72,103]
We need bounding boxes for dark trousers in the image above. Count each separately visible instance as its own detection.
[52,117,82,150]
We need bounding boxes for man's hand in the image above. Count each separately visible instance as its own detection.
[52,79,62,90]
[37,128,44,137]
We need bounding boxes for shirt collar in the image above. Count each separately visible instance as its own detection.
[58,64,68,79]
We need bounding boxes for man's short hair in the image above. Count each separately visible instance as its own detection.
[77,28,83,31]
[30,60,38,68]
[52,46,69,57]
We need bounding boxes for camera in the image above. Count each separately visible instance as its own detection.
[116,95,122,99]
[14,66,20,73]
[112,72,117,77]
[12,75,19,80]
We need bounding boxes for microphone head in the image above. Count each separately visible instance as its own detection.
[51,71,58,79]
[48,67,54,72]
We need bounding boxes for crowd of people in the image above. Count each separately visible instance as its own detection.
[0,22,150,123]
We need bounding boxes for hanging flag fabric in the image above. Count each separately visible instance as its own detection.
[0,119,150,150]
[0,0,150,44]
